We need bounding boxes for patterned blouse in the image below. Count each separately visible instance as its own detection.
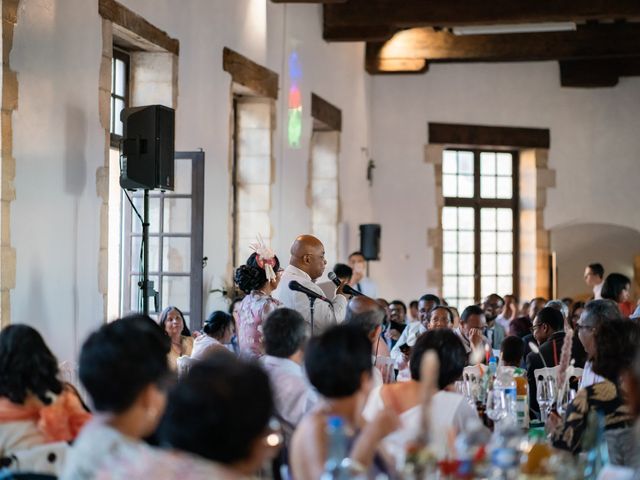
[237,291,282,357]
[552,379,633,453]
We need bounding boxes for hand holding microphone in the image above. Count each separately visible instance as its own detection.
[328,272,364,297]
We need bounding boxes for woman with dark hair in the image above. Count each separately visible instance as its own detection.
[363,329,482,467]
[159,306,193,370]
[0,325,90,458]
[95,353,279,479]
[234,240,282,357]
[190,311,235,360]
[569,301,585,330]
[551,319,639,463]
[601,273,633,317]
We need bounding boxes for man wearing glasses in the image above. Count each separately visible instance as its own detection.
[576,299,622,389]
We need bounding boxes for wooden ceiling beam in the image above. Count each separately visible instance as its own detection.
[325,0,640,41]
[369,24,640,71]
[560,57,640,87]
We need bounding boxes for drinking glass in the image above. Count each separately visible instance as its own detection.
[486,389,508,422]
[556,387,576,416]
[537,376,556,422]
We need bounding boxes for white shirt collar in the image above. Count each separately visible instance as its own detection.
[284,264,313,282]
[261,355,304,376]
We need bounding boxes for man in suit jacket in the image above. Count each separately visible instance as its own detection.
[526,307,566,416]
[482,294,507,351]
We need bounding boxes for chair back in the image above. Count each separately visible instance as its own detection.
[533,366,558,385]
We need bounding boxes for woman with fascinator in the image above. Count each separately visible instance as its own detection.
[234,238,283,357]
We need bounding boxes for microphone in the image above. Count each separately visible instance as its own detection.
[288,281,330,303]
[328,272,364,297]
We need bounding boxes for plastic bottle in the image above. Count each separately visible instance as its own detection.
[513,368,529,429]
[493,367,517,429]
[520,429,552,477]
[321,416,348,480]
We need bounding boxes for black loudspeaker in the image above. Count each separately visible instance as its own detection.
[120,105,175,191]
[359,224,381,261]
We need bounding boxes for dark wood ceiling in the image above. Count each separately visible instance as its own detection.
[272,0,640,87]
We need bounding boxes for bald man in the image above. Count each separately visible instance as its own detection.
[273,235,348,334]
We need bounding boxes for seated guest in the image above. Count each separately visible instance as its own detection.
[190,311,235,361]
[274,235,347,334]
[319,263,352,299]
[528,297,547,322]
[546,299,587,368]
[601,273,634,317]
[496,294,518,331]
[407,300,419,323]
[508,316,533,339]
[449,306,461,331]
[290,326,398,480]
[551,319,639,464]
[577,299,622,389]
[428,306,454,330]
[345,296,392,385]
[569,301,585,330]
[526,307,566,414]
[363,329,482,467]
[385,299,410,350]
[159,306,193,371]
[348,251,377,297]
[500,336,525,368]
[235,239,283,357]
[0,325,90,458]
[482,294,507,350]
[260,308,317,427]
[62,315,171,479]
[457,305,488,356]
[97,354,279,479]
[391,295,440,365]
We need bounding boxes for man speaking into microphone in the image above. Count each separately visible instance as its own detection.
[274,235,347,334]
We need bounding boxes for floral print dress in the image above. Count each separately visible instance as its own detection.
[237,291,281,357]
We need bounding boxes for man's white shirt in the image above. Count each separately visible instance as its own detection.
[273,264,347,334]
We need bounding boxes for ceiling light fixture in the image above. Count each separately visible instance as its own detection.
[452,22,577,36]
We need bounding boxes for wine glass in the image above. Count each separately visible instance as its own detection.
[556,387,576,416]
[486,389,508,422]
[536,376,556,422]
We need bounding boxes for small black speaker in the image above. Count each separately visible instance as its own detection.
[120,105,175,191]
[359,224,381,261]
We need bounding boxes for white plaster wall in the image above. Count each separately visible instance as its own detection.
[9,0,373,362]
[370,62,640,301]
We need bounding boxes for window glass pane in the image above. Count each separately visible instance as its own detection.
[443,231,457,252]
[481,254,496,276]
[110,97,116,134]
[457,175,473,198]
[162,276,191,312]
[459,276,474,298]
[497,232,513,252]
[481,232,496,253]
[497,254,513,275]
[480,152,496,175]
[458,151,474,174]
[442,207,457,230]
[458,254,474,275]
[458,298,475,310]
[443,276,458,298]
[481,208,496,231]
[173,159,192,194]
[497,208,513,231]
[458,231,474,253]
[481,276,497,298]
[497,276,513,296]
[164,198,192,233]
[458,208,474,230]
[443,174,457,197]
[132,196,160,234]
[114,98,124,136]
[496,153,512,176]
[443,254,458,275]
[443,151,457,174]
[131,236,160,273]
[163,237,191,273]
[496,177,512,199]
[115,59,126,97]
[481,176,496,198]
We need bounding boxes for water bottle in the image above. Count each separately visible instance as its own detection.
[493,367,517,429]
[321,416,348,480]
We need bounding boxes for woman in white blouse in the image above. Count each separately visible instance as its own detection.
[191,311,235,361]
[363,329,482,469]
